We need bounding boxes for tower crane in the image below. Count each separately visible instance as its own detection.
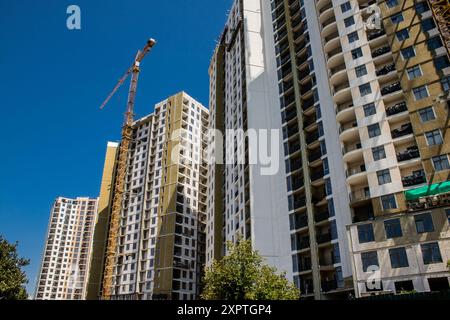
[99,38,156,299]
[428,0,450,53]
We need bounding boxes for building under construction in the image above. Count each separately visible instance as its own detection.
[87,92,209,300]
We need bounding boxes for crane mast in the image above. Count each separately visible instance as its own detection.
[100,39,156,299]
[428,0,450,53]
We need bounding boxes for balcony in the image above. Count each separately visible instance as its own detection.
[367,29,386,41]
[293,213,308,230]
[397,146,420,162]
[322,279,338,293]
[376,63,395,77]
[391,123,413,139]
[306,131,320,145]
[407,191,450,212]
[350,188,371,203]
[314,211,330,223]
[381,82,402,96]
[386,101,407,117]
[346,165,366,178]
[297,237,310,250]
[317,233,332,245]
[372,45,390,58]
[298,261,312,272]
[402,171,426,187]
[311,171,325,182]
[288,142,301,155]
[308,150,323,163]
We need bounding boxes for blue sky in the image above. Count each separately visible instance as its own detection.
[0,0,233,296]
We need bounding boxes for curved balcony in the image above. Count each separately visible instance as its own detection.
[346,165,367,185]
[391,123,413,140]
[397,146,420,165]
[402,171,426,188]
[319,3,334,24]
[339,121,359,142]
[343,142,363,163]
[321,17,337,38]
[330,63,347,86]
[317,0,331,13]
[367,29,387,47]
[382,82,403,104]
[336,102,355,123]
[386,101,407,117]
[326,46,344,69]
[332,81,351,104]
[350,188,371,205]
[324,32,340,53]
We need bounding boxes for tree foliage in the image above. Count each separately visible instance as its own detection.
[0,235,30,300]
[201,239,299,300]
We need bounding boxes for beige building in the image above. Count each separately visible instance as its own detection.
[87,92,209,300]
[35,197,99,300]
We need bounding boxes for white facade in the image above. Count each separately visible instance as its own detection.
[35,197,98,300]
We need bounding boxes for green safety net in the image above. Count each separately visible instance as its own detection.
[404,181,450,201]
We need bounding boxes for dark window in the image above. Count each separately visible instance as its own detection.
[389,247,409,268]
[359,83,372,96]
[432,155,450,171]
[419,107,435,122]
[446,209,450,224]
[356,65,368,78]
[377,169,392,185]
[348,31,359,43]
[372,146,386,161]
[401,46,416,59]
[395,280,414,292]
[428,277,450,292]
[427,37,443,50]
[421,18,436,32]
[434,56,450,70]
[386,0,399,8]
[352,47,363,59]
[384,219,402,238]
[358,224,375,243]
[414,213,434,233]
[415,1,430,14]
[368,123,381,138]
[396,29,409,41]
[391,13,404,24]
[344,16,355,28]
[381,194,397,210]
[361,251,379,272]
[421,242,443,264]
[341,2,351,13]
[363,102,376,116]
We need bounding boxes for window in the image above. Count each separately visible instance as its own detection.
[372,146,386,161]
[407,65,422,80]
[352,47,363,59]
[413,85,429,100]
[377,169,392,185]
[344,16,355,28]
[421,243,443,265]
[389,247,409,268]
[363,102,376,116]
[415,1,430,14]
[419,107,435,122]
[434,55,450,70]
[421,18,436,32]
[425,130,443,146]
[358,224,375,243]
[395,280,414,292]
[401,46,416,59]
[368,123,381,138]
[427,36,443,50]
[386,0,399,8]
[396,29,409,41]
[432,155,450,171]
[359,83,372,96]
[356,65,368,78]
[415,213,434,233]
[442,76,450,92]
[341,2,351,13]
[384,219,402,238]
[446,209,450,224]
[391,13,404,24]
[348,31,359,43]
[361,251,379,272]
[381,194,397,210]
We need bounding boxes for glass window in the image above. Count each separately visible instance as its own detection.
[358,224,375,243]
[368,123,381,138]
[352,47,363,59]
[377,169,392,185]
[419,107,435,122]
[401,46,416,59]
[348,31,359,43]
[361,251,379,272]
[415,1,430,14]
[407,65,422,79]
[396,29,409,41]
[384,219,402,239]
[425,130,443,146]
[363,102,376,116]
[381,194,397,210]
[386,0,399,8]
[415,213,434,233]
[413,85,429,100]
[356,65,368,78]
[341,2,351,13]
[372,146,386,161]
[434,56,450,70]
[359,83,372,96]
[389,247,409,268]
[442,76,450,92]
[446,209,450,224]
[427,36,443,50]
[421,243,442,264]
[421,18,436,32]
[344,16,355,28]
[391,13,404,24]
[432,155,450,171]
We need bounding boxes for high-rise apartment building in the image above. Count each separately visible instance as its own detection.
[35,197,99,300]
[208,0,450,300]
[87,92,209,300]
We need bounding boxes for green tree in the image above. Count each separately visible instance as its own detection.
[0,235,30,300]
[201,239,299,300]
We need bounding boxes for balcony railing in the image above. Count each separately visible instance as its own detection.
[310,171,325,182]
[346,165,366,177]
[376,63,396,77]
[308,150,322,163]
[367,29,386,41]
[317,233,332,244]
[391,123,413,139]
[372,45,390,58]
[343,142,362,155]
[386,101,407,117]
[381,82,402,96]
[306,131,319,144]
[350,189,371,202]
[314,211,330,223]
[339,121,358,134]
[407,192,450,212]
[397,146,420,162]
[402,172,426,187]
